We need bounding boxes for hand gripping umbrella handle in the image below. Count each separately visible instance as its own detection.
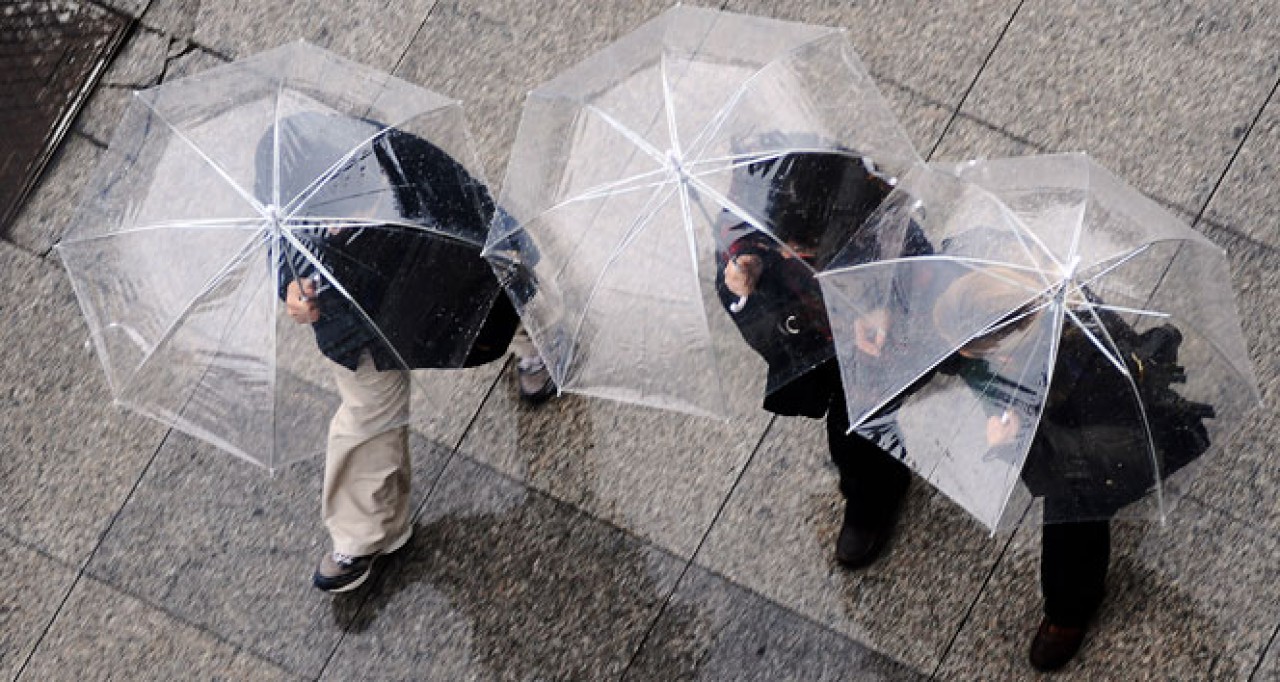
[729,296,748,314]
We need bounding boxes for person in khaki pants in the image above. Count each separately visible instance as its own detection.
[267,113,532,592]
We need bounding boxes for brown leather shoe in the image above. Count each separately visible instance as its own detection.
[1029,618,1087,672]
[834,505,899,569]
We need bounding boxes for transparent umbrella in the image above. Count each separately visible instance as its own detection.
[818,154,1262,532]
[484,5,919,417]
[55,41,508,471]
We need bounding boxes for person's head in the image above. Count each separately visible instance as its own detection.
[934,267,1046,359]
[253,112,388,216]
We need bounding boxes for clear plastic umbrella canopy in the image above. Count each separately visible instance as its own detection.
[56,41,504,471]
[485,5,920,417]
[818,154,1262,532]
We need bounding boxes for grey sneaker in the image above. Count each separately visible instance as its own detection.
[516,357,556,405]
[312,525,412,593]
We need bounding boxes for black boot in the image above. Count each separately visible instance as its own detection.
[1028,618,1087,672]
[834,493,902,569]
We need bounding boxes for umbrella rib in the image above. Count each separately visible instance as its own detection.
[275,227,415,373]
[1075,243,1152,290]
[1071,302,1168,518]
[56,219,265,244]
[684,173,818,273]
[986,306,1065,528]
[560,182,681,378]
[272,76,283,210]
[684,146,856,176]
[818,253,1056,281]
[659,52,683,160]
[548,170,679,210]
[673,173,730,409]
[844,296,1057,432]
[286,216,485,248]
[583,104,668,166]
[282,128,391,218]
[681,42,806,163]
[121,228,267,394]
[136,98,267,217]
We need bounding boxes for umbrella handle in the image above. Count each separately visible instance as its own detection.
[729,295,748,313]
[298,272,323,302]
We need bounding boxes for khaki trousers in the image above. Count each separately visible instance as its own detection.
[323,350,411,556]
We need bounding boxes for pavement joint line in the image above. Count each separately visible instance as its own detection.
[287,401,932,679]
[872,72,1278,258]
[925,0,1025,163]
[618,414,779,681]
[928,501,1032,680]
[48,562,304,680]
[1191,72,1280,231]
[389,0,438,79]
[12,427,170,681]
[0,526,81,574]
[1251,619,1280,681]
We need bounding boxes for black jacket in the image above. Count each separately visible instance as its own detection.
[942,311,1213,516]
[712,150,916,418]
[266,121,517,371]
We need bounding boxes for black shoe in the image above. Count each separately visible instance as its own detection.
[1029,618,1087,672]
[834,506,898,569]
[516,358,557,405]
[312,526,413,593]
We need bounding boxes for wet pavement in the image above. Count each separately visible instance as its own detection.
[2,1,1278,680]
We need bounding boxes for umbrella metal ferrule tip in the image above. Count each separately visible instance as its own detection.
[264,204,283,229]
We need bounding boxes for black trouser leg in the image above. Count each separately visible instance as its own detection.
[826,390,910,525]
[1040,516,1110,628]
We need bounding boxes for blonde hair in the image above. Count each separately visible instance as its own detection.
[933,267,1049,350]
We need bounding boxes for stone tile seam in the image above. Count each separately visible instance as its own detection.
[12,427,169,681]
[1251,620,1280,681]
[927,504,1032,680]
[0,526,79,577]
[616,412,778,675]
[313,357,508,680]
[1191,72,1280,228]
[925,0,1025,163]
[20,568,305,682]
[387,0,439,81]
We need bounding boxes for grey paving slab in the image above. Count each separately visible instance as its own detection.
[83,427,451,678]
[20,574,299,682]
[0,535,78,680]
[0,241,167,564]
[139,0,202,38]
[5,132,106,255]
[459,363,770,560]
[724,0,1019,153]
[936,497,1280,680]
[320,454,688,682]
[947,0,1280,216]
[142,0,434,71]
[395,0,673,184]
[1205,94,1280,252]
[70,27,171,143]
[692,412,1003,672]
[627,562,929,681]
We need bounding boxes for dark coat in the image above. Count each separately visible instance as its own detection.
[712,150,915,418]
[265,119,518,371]
[942,311,1213,516]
